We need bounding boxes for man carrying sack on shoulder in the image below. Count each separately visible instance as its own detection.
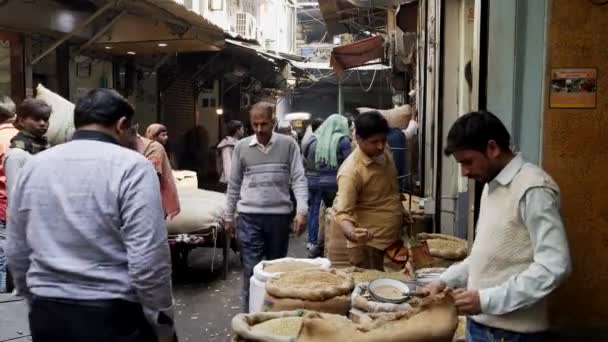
[334,111,410,270]
[425,111,572,342]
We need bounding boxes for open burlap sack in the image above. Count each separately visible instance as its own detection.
[262,293,351,316]
[231,310,305,342]
[351,283,413,313]
[298,292,458,342]
[265,269,354,301]
[416,233,468,261]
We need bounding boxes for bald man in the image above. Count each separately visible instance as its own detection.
[224,102,308,312]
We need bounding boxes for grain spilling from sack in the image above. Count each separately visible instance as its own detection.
[264,261,320,273]
[373,285,403,300]
[272,269,344,290]
[251,317,303,337]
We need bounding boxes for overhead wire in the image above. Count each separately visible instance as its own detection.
[357,69,378,92]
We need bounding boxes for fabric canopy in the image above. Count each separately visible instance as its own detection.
[330,35,385,76]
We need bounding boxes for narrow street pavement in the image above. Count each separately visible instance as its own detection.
[0,234,307,342]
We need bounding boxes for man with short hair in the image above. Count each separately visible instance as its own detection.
[0,93,18,293]
[6,89,175,342]
[425,111,571,341]
[334,111,404,270]
[225,102,308,312]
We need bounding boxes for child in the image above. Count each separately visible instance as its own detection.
[5,99,51,200]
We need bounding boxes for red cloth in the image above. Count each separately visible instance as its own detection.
[0,123,18,221]
[330,36,385,76]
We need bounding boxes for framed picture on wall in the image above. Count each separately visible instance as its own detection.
[549,68,597,109]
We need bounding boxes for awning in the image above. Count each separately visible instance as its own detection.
[91,0,225,55]
[225,39,308,78]
[330,35,385,76]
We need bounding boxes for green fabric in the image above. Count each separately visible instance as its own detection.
[314,114,350,168]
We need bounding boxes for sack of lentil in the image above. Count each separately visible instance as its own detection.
[262,269,354,315]
[416,233,468,260]
[231,310,306,342]
[298,292,458,342]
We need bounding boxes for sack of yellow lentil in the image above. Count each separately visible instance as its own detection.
[262,269,354,315]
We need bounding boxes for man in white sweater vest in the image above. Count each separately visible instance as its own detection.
[425,111,571,341]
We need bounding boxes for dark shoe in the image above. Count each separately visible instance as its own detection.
[308,244,322,258]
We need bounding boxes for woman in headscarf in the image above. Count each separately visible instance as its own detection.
[306,114,352,258]
[145,123,169,146]
[134,125,180,219]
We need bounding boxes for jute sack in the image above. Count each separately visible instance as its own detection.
[325,209,350,267]
[357,105,413,130]
[231,310,306,342]
[262,269,354,315]
[166,188,226,234]
[351,283,413,313]
[262,293,351,316]
[298,292,458,342]
[35,84,75,146]
[416,233,468,260]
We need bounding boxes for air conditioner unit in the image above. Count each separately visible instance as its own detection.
[235,12,257,40]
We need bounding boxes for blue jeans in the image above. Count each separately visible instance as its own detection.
[238,213,291,312]
[467,318,545,342]
[307,187,322,245]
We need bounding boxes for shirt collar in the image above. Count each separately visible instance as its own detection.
[492,153,524,186]
[72,130,120,145]
[249,133,276,147]
[356,147,387,167]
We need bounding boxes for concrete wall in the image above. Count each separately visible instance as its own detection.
[543,0,608,331]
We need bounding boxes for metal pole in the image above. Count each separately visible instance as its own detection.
[31,0,120,65]
[338,76,344,114]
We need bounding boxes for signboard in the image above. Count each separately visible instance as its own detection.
[550,68,597,108]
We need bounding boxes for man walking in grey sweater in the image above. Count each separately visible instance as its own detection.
[225,102,308,312]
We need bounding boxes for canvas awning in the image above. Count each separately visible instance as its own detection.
[330,35,385,76]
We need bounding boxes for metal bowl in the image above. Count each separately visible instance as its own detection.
[368,278,411,304]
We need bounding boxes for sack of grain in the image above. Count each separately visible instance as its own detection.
[325,209,350,268]
[357,105,412,129]
[35,84,75,146]
[254,258,331,283]
[344,267,411,285]
[351,283,413,313]
[416,233,468,260]
[250,258,331,313]
[298,292,458,342]
[262,269,354,315]
[172,170,198,189]
[166,188,226,234]
[262,293,351,316]
[231,310,306,342]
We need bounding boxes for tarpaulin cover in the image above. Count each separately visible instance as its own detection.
[330,36,385,76]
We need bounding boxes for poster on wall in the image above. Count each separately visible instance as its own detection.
[550,68,597,108]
